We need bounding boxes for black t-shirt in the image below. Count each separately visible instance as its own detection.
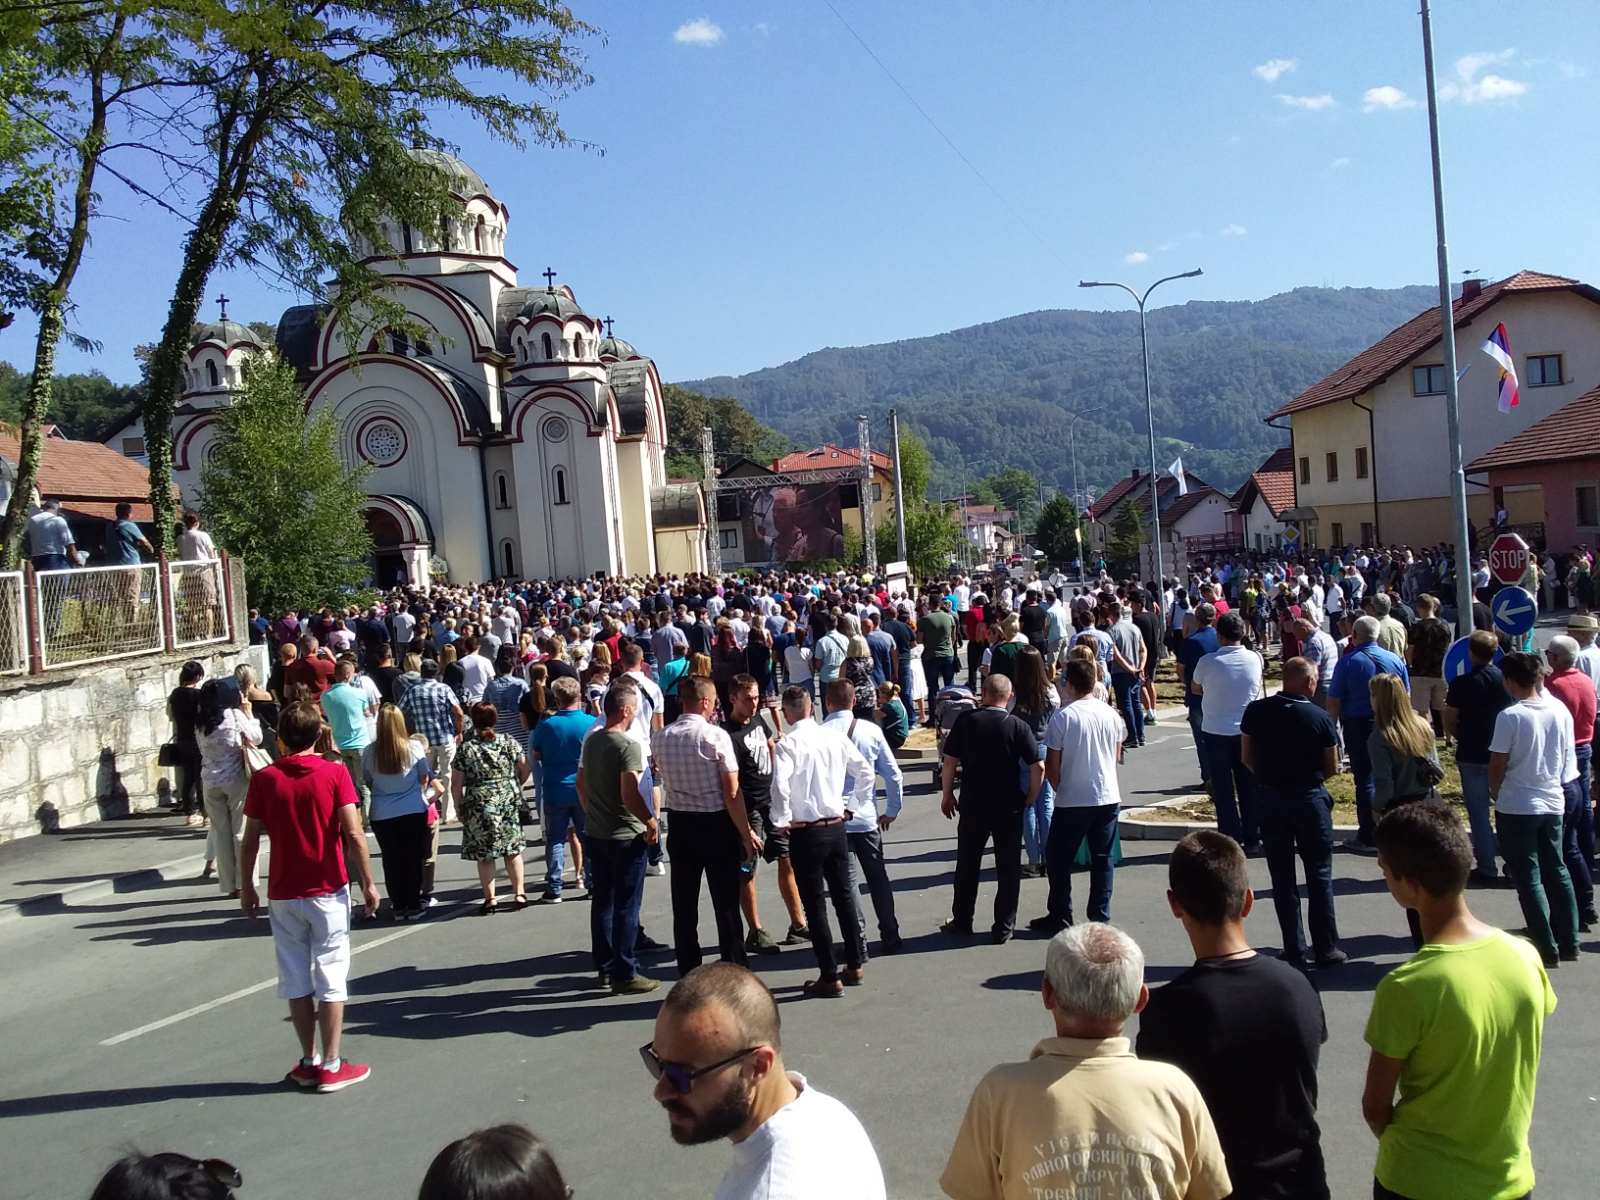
[1239,693,1337,791]
[1133,610,1163,662]
[722,714,774,810]
[168,686,204,744]
[882,617,915,660]
[1137,954,1329,1200]
[543,659,579,685]
[371,664,403,704]
[1019,602,1049,645]
[1446,663,1513,764]
[1472,599,1493,633]
[942,705,1040,810]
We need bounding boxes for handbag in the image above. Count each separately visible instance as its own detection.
[241,742,273,778]
[158,742,180,767]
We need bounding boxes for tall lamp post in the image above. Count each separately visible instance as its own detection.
[1079,269,1202,587]
[1067,404,1108,575]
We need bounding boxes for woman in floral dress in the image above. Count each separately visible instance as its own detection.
[452,701,531,914]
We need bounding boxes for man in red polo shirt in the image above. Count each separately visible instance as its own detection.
[1544,635,1598,928]
[240,702,379,1093]
[283,634,336,698]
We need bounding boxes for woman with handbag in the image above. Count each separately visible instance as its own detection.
[166,661,207,825]
[197,677,263,898]
[1369,672,1444,949]
[362,703,441,921]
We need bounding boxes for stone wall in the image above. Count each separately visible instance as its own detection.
[0,566,266,843]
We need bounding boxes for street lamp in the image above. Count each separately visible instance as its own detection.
[1066,404,1108,576]
[1079,268,1203,588]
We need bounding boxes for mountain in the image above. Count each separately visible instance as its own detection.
[677,285,1441,500]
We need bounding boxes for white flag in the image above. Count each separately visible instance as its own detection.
[1167,456,1188,496]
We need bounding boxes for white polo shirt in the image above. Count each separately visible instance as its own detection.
[1044,698,1125,808]
[716,1072,885,1200]
[1191,643,1264,737]
[1490,692,1577,816]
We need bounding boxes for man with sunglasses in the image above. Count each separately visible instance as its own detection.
[645,962,885,1199]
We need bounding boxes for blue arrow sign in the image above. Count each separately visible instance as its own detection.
[1491,586,1537,637]
[1444,635,1503,684]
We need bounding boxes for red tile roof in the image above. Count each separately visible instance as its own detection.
[1086,472,1152,520]
[1230,446,1296,518]
[1267,271,1600,420]
[1091,470,1211,521]
[771,443,893,473]
[1465,383,1600,473]
[0,428,161,511]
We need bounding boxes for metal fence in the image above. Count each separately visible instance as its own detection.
[170,558,228,648]
[0,571,24,675]
[35,563,164,669]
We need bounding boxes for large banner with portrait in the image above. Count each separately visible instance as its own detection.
[741,483,847,566]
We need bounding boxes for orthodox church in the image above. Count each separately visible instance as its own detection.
[107,150,706,586]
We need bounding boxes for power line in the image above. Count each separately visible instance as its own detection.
[817,0,1070,273]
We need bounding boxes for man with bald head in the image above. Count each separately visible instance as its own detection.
[647,962,885,1199]
[939,674,1044,944]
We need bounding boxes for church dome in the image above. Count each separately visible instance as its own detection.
[407,148,495,200]
[191,319,265,349]
[598,335,637,360]
[518,288,586,321]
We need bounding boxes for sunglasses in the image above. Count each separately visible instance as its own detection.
[639,1042,761,1094]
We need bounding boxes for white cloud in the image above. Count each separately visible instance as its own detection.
[1455,49,1516,81]
[1219,224,1247,238]
[673,17,724,46]
[1458,73,1529,102]
[1276,93,1336,111]
[1362,84,1417,112]
[1124,251,1150,265]
[1253,57,1298,83]
[1330,156,1352,169]
[1441,48,1529,103]
[752,21,771,37]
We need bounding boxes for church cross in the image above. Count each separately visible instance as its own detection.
[216,293,230,321]
[603,316,614,337]
[542,267,557,292]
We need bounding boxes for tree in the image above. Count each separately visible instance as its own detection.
[875,505,962,580]
[984,466,1040,527]
[1108,502,1145,564]
[662,383,791,479]
[896,425,933,506]
[137,0,597,549]
[198,354,372,612]
[1035,495,1082,565]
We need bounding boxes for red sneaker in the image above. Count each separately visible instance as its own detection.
[315,1060,371,1093]
[285,1061,319,1089]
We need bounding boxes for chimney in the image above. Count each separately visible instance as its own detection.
[1131,467,1142,480]
[1462,277,1484,301]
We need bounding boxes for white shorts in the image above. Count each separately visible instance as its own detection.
[269,889,352,1002]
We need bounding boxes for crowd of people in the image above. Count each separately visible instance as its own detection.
[126,545,1586,1198]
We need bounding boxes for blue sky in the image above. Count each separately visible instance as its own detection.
[6,1,1597,386]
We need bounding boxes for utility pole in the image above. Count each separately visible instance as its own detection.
[858,413,878,572]
[889,408,908,564]
[1420,0,1476,633]
[701,424,721,577]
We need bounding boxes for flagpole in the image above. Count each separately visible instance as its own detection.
[1421,0,1476,633]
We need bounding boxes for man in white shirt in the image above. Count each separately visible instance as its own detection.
[771,685,872,997]
[812,614,849,685]
[616,641,665,743]
[1567,614,1600,691]
[458,634,494,703]
[1192,612,1265,854]
[1029,659,1125,935]
[821,679,905,956]
[648,962,886,1200]
[1490,651,1581,967]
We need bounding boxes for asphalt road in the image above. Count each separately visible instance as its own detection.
[3,701,1597,1200]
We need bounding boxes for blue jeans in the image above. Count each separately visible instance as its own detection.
[1498,810,1578,958]
[1258,786,1338,960]
[1022,778,1056,867]
[1044,804,1118,923]
[1203,733,1258,846]
[1577,742,1595,869]
[544,802,590,895]
[1456,762,1499,877]
[1187,704,1209,783]
[1112,674,1144,745]
[586,834,649,980]
[928,654,958,691]
[1563,777,1594,915]
[1341,715,1377,842]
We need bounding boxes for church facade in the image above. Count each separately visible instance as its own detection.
[110,150,704,586]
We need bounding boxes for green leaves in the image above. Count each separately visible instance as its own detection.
[1035,495,1082,566]
[662,383,792,479]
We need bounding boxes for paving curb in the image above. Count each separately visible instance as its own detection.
[0,848,214,927]
[1121,795,1358,842]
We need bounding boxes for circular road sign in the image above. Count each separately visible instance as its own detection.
[1489,531,1531,586]
[1444,634,1503,684]
[1491,586,1538,637]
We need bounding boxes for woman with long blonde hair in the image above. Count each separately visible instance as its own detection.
[362,702,441,920]
[1368,671,1442,949]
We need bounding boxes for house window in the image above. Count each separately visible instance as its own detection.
[719,528,738,549]
[541,332,553,359]
[1298,456,1310,485]
[1360,522,1375,546]
[121,436,145,457]
[871,482,883,502]
[552,465,570,505]
[1331,522,1344,547]
[1325,452,1339,483]
[1412,364,1447,395]
[493,471,510,509]
[1527,354,1564,387]
[1577,485,1600,528]
[205,361,219,388]
[1355,446,1369,480]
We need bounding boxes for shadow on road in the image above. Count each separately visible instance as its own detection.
[0,1080,285,1118]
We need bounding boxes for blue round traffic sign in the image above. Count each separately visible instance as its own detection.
[1444,635,1503,683]
[1490,586,1537,637]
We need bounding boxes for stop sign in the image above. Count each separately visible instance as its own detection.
[1489,531,1530,585]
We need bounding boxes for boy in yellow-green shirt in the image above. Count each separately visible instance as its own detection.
[1362,801,1556,1200]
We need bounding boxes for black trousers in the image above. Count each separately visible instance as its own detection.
[371,811,430,913]
[789,820,863,979]
[848,828,900,948]
[174,743,203,815]
[665,809,748,977]
[952,802,1024,935]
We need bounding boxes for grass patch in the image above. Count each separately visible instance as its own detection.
[1153,650,1283,708]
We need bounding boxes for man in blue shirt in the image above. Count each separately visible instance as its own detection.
[1327,614,1410,848]
[1177,602,1220,789]
[107,501,153,565]
[26,498,76,571]
[530,676,599,901]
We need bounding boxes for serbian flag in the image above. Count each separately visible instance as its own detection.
[1481,322,1519,413]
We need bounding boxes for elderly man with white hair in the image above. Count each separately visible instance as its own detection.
[940,923,1231,1200]
[1328,615,1410,849]
[1543,634,1598,926]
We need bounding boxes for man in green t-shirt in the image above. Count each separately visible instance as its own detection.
[1362,802,1556,1200]
[576,682,659,995]
[918,599,959,694]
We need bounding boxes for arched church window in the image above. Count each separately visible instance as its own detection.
[206,360,219,388]
[573,334,585,359]
[494,471,510,509]
[552,465,570,506]
[401,223,414,254]
[500,540,515,577]
[389,329,409,356]
[474,215,486,253]
[416,339,431,357]
[541,332,553,360]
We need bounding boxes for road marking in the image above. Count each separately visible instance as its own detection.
[99,910,457,1046]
